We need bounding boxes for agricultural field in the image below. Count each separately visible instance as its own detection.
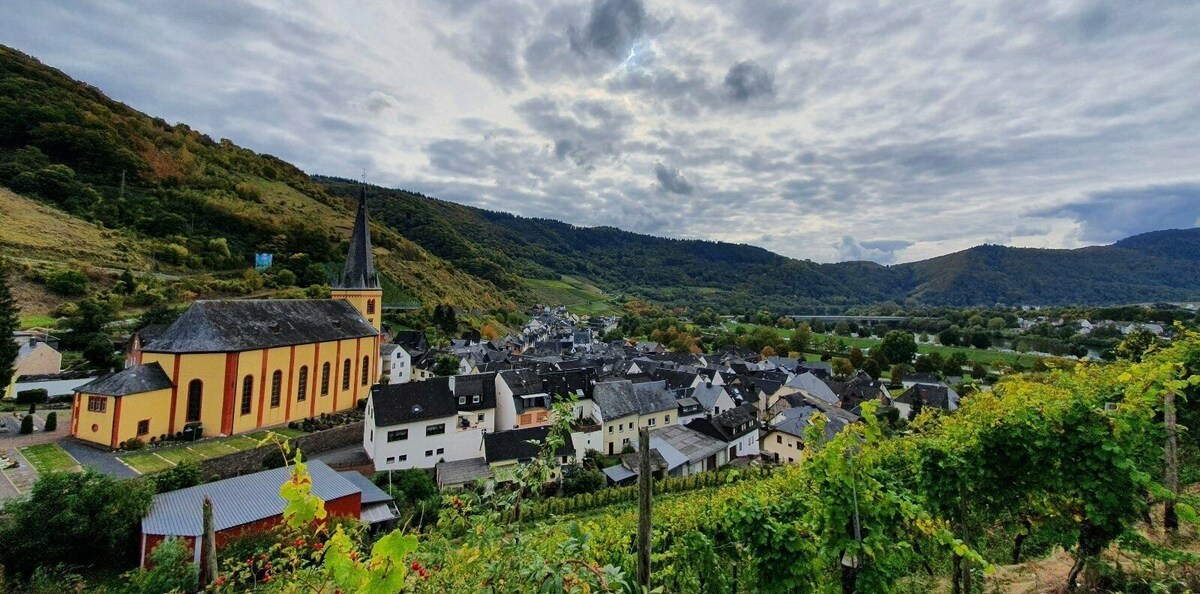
[524,275,619,316]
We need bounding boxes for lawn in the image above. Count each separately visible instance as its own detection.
[818,334,1038,367]
[18,315,57,330]
[223,436,265,451]
[524,275,619,316]
[187,440,239,458]
[18,443,79,474]
[119,451,175,474]
[155,446,205,465]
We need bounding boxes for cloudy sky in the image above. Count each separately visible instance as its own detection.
[4,0,1200,264]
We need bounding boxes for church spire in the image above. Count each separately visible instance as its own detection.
[338,184,379,290]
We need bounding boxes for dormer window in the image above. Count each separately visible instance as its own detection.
[473,395,480,404]
[458,396,466,405]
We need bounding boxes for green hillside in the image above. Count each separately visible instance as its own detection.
[0,45,507,313]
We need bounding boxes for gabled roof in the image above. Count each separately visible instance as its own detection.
[337,471,393,505]
[786,372,839,405]
[499,369,544,397]
[894,384,960,411]
[483,426,574,463]
[370,380,458,427]
[76,362,173,397]
[142,461,358,536]
[652,368,697,391]
[686,403,759,442]
[691,383,730,411]
[144,300,375,354]
[650,424,725,464]
[452,372,497,410]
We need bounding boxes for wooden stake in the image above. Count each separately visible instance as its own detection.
[200,496,218,587]
[637,427,652,589]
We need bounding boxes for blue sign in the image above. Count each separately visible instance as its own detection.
[255,253,273,271]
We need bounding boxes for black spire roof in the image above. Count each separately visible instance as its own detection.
[338,186,379,290]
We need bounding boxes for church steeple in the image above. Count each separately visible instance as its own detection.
[331,183,383,334]
[338,185,379,290]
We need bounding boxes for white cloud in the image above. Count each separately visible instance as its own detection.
[3,0,1199,263]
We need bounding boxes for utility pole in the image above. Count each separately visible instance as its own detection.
[637,427,652,589]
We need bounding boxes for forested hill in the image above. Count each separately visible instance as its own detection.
[0,45,508,312]
[320,178,1200,309]
[4,42,1200,313]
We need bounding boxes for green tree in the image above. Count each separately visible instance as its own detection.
[0,470,154,576]
[432,355,460,377]
[561,466,606,496]
[832,357,855,378]
[969,331,991,349]
[0,260,18,388]
[878,331,918,366]
[45,269,88,296]
[848,346,865,369]
[862,358,882,381]
[1115,327,1158,362]
[937,326,962,347]
[43,411,56,432]
[19,414,33,434]
[969,362,988,380]
[790,323,812,353]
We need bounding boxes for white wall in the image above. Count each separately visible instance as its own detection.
[494,375,517,431]
[364,395,494,470]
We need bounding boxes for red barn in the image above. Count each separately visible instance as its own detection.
[139,460,382,567]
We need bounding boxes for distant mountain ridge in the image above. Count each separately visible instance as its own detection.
[319,178,1200,309]
[3,43,1199,312]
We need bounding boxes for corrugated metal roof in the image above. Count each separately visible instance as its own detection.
[602,464,636,483]
[142,461,359,536]
[436,457,494,487]
[337,471,393,505]
[360,502,398,524]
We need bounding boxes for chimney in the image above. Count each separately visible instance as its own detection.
[448,375,456,393]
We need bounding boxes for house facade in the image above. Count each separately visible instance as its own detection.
[363,373,496,471]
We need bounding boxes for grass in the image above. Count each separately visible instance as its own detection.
[116,429,304,475]
[18,315,57,329]
[18,443,79,474]
[524,275,619,317]
[118,451,175,474]
[817,334,1038,367]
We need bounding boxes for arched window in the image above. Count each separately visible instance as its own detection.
[361,356,370,386]
[270,370,282,408]
[342,359,352,390]
[366,299,376,315]
[185,379,203,423]
[321,362,331,396]
[297,366,309,402]
[240,375,254,415]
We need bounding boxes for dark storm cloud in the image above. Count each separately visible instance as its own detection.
[654,163,693,195]
[724,61,775,102]
[1042,183,1200,243]
[570,0,647,60]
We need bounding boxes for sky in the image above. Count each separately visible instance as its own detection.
[3,0,1200,264]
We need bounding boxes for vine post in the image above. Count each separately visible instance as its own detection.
[637,426,652,589]
[200,496,217,588]
[1164,389,1179,533]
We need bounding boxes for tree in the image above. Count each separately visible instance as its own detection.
[123,537,198,594]
[1115,328,1158,362]
[760,345,777,358]
[790,323,812,353]
[878,331,918,366]
[561,466,606,496]
[862,359,882,381]
[0,260,18,389]
[913,353,943,374]
[45,269,88,296]
[848,346,865,369]
[969,362,987,380]
[43,411,56,432]
[480,323,500,341]
[937,326,962,347]
[0,470,154,576]
[889,364,913,386]
[832,357,855,378]
[969,332,991,350]
[432,355,460,377]
[19,414,33,434]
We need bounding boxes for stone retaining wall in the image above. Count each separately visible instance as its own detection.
[197,421,364,480]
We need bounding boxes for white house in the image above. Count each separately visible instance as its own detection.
[363,373,497,471]
[379,343,412,384]
[686,403,760,460]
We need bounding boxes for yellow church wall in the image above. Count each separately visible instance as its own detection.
[113,389,173,445]
[330,290,382,332]
[73,393,115,447]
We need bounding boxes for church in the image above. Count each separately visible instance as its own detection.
[71,192,384,449]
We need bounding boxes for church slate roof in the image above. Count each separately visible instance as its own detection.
[143,300,376,354]
[338,188,380,290]
[76,362,174,397]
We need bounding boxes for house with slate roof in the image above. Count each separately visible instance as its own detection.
[363,373,497,471]
[686,403,760,460]
[593,379,678,455]
[483,425,575,482]
[73,188,384,449]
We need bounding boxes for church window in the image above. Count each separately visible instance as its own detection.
[297,366,308,401]
[270,370,282,408]
[87,396,106,413]
[361,356,370,386]
[186,379,203,423]
[321,363,331,396]
[342,359,351,390]
[241,375,254,415]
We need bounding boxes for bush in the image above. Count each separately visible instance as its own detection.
[121,437,145,451]
[262,448,287,469]
[149,461,202,493]
[562,466,606,496]
[43,411,56,432]
[45,269,88,296]
[19,415,33,434]
[15,388,49,404]
[122,536,197,594]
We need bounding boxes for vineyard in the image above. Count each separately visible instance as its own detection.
[140,331,1200,593]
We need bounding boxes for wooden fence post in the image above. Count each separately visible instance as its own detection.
[637,427,652,589]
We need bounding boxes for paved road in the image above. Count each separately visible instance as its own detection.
[59,440,137,478]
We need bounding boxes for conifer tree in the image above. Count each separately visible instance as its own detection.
[0,260,20,389]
